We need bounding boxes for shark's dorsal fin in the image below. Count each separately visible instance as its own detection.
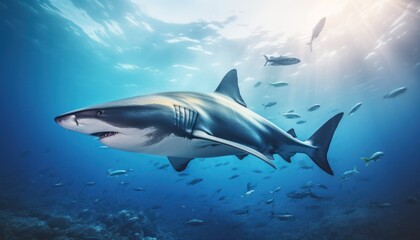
[168,157,194,172]
[214,69,247,107]
[287,128,297,138]
[192,130,275,169]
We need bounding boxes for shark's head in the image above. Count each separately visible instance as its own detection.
[289,58,301,64]
[55,96,176,151]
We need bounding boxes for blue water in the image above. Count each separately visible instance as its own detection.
[1,1,419,239]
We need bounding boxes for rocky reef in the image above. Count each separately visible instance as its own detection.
[0,208,175,240]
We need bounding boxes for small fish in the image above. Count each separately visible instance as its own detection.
[242,189,255,198]
[253,82,262,88]
[361,151,384,166]
[306,205,321,210]
[341,166,359,179]
[301,181,314,189]
[178,172,189,177]
[269,81,289,87]
[384,87,407,99]
[269,187,282,194]
[300,165,314,170]
[370,202,391,208]
[231,167,238,171]
[343,208,356,215]
[279,166,288,170]
[252,169,263,173]
[218,196,227,201]
[133,187,145,192]
[281,112,301,119]
[265,199,274,204]
[98,146,109,149]
[264,55,300,66]
[186,219,205,226]
[286,109,294,113]
[108,169,128,176]
[233,208,249,215]
[229,174,239,180]
[348,102,362,115]
[85,181,96,186]
[308,17,326,52]
[296,120,306,125]
[271,212,295,221]
[308,104,320,112]
[316,184,328,190]
[53,183,64,187]
[188,178,203,185]
[119,181,129,186]
[158,164,170,170]
[263,102,277,109]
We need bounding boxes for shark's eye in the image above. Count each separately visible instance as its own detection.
[96,111,103,116]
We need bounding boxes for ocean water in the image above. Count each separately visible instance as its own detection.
[1,0,419,239]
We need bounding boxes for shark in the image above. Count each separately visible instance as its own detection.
[55,69,343,175]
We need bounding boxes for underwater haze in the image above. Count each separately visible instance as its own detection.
[1,0,420,239]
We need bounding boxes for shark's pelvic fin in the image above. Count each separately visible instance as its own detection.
[279,152,295,163]
[192,130,276,169]
[214,69,247,107]
[168,157,194,172]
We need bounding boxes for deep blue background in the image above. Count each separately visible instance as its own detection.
[0,1,419,239]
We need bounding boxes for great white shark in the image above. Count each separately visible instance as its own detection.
[55,69,343,175]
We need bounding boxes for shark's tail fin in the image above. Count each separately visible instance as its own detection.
[361,157,370,166]
[305,112,344,175]
[264,55,269,66]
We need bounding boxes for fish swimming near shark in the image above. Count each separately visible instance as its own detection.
[361,151,384,166]
[55,69,343,175]
[348,102,362,116]
[308,17,326,52]
[264,55,300,66]
[384,87,407,99]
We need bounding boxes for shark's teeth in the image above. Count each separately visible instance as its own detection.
[99,132,119,140]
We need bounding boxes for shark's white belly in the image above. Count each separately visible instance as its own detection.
[136,134,242,158]
[103,128,242,158]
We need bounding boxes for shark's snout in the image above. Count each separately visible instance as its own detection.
[55,114,78,129]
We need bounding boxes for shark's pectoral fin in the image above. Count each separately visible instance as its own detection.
[192,130,276,169]
[168,157,194,172]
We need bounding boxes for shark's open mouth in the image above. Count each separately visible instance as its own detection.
[92,131,119,140]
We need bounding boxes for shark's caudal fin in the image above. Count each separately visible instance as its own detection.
[305,112,344,175]
[263,55,269,66]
